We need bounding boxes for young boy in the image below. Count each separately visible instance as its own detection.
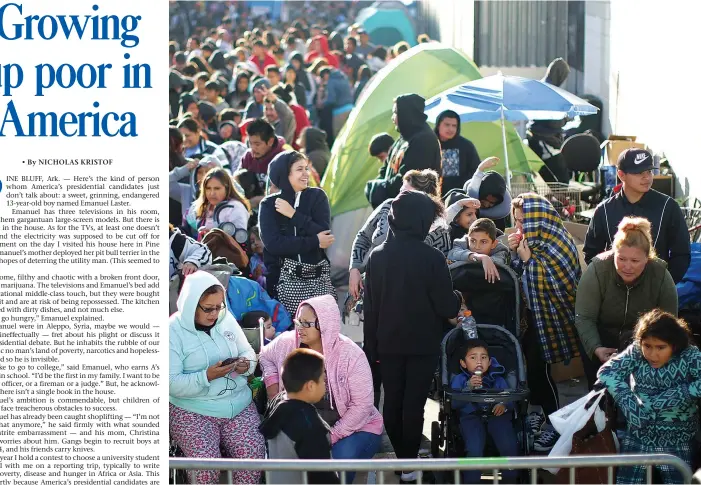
[259,348,339,484]
[446,196,480,241]
[448,218,510,282]
[450,339,518,484]
[204,80,230,113]
[368,132,394,163]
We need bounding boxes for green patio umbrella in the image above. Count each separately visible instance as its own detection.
[321,43,543,217]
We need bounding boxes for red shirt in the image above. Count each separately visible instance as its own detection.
[290,104,311,149]
[249,53,277,75]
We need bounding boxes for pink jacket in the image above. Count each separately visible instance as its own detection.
[259,294,383,444]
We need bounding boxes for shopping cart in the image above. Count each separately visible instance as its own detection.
[681,200,701,243]
[510,172,586,221]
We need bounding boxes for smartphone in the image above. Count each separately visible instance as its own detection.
[221,357,237,366]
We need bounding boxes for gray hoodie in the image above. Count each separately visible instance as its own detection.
[447,238,511,271]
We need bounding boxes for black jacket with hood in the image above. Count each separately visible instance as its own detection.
[365,94,442,208]
[435,110,481,194]
[304,127,331,176]
[227,71,251,110]
[258,151,331,296]
[364,191,462,361]
[259,393,339,484]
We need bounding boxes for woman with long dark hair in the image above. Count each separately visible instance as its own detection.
[186,168,251,241]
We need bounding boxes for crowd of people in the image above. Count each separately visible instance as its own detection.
[168,4,700,485]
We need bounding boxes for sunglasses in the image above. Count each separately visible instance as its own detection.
[294,319,319,329]
[198,303,226,314]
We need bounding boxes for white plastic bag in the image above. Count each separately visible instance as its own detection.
[545,389,606,474]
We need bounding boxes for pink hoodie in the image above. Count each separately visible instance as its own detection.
[259,294,383,444]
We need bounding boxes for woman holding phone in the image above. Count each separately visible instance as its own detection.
[169,271,265,485]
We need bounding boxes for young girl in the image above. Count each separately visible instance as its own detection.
[597,310,701,484]
[445,196,480,243]
[186,168,251,241]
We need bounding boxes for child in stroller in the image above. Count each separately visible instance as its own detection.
[451,338,519,484]
[430,261,531,481]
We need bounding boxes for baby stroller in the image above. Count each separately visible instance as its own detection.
[430,262,531,480]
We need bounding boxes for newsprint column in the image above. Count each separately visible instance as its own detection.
[0,2,168,484]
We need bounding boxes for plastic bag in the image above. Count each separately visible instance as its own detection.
[546,389,606,474]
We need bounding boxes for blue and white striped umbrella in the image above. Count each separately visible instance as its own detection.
[425,73,598,123]
[424,73,598,190]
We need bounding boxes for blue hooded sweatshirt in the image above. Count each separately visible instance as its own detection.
[169,271,257,418]
[323,69,353,108]
[450,357,512,416]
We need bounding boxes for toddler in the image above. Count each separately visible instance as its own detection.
[451,339,518,484]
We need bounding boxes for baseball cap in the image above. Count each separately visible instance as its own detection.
[617,148,654,174]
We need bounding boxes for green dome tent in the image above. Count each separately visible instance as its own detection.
[321,43,543,217]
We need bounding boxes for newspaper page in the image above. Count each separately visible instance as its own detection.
[0,1,167,484]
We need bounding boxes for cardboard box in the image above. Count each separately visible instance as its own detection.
[551,356,585,382]
[601,135,646,166]
[563,222,589,269]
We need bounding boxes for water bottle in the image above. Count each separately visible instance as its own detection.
[473,369,483,389]
[458,310,478,339]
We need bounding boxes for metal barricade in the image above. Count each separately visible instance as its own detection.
[170,454,693,484]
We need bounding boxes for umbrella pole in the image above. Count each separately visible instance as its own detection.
[500,107,511,193]
[500,108,513,227]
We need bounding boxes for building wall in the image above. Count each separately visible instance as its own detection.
[418,0,699,199]
[585,0,700,200]
[416,0,476,58]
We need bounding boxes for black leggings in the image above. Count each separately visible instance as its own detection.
[370,359,382,409]
[581,349,602,391]
[379,354,438,460]
[524,311,560,421]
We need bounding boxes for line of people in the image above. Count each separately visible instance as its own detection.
[167,6,699,485]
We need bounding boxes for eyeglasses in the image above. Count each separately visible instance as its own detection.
[198,303,226,314]
[294,319,319,329]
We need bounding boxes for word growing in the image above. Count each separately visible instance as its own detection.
[0,3,141,48]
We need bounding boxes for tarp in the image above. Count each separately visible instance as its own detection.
[321,43,543,217]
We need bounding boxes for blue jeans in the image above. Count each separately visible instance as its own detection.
[459,413,519,484]
[331,431,383,483]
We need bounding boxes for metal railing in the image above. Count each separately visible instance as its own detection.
[170,454,693,484]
